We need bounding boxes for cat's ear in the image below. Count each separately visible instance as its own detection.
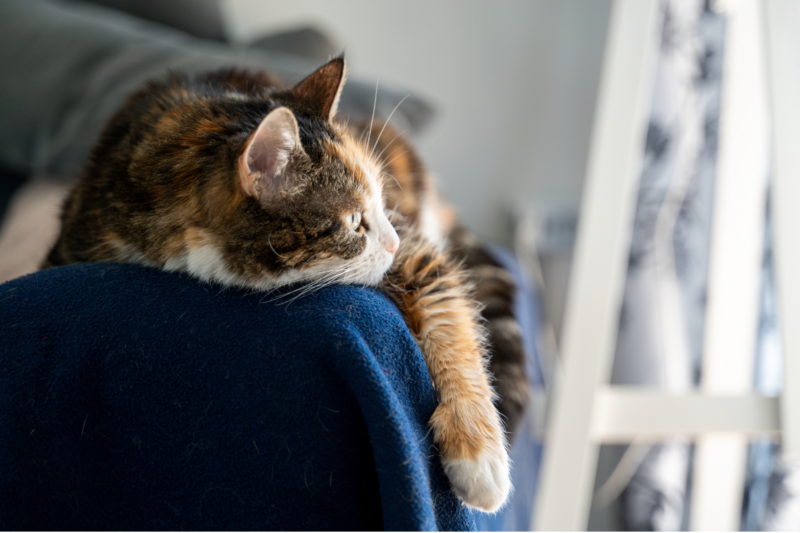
[291,55,346,121]
[238,106,305,202]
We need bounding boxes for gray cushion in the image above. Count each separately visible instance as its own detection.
[0,0,434,178]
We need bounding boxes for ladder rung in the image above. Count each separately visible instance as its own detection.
[590,387,780,442]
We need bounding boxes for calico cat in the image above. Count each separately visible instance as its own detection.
[43,56,520,512]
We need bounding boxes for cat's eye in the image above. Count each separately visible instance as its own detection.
[347,212,362,231]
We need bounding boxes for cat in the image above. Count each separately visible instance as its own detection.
[42,56,523,512]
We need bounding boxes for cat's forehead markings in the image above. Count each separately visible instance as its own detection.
[322,136,381,196]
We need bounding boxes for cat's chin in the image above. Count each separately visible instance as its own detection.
[353,268,391,288]
[346,252,395,287]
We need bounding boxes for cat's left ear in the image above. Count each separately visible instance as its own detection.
[291,55,346,121]
[238,106,305,203]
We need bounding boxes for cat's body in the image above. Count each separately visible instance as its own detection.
[44,57,527,512]
[368,123,531,438]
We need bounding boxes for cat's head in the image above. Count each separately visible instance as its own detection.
[236,56,399,287]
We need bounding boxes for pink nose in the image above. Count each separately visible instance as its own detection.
[384,233,399,254]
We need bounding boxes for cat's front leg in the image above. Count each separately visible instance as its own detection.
[384,232,511,513]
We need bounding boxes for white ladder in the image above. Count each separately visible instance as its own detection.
[533,0,798,529]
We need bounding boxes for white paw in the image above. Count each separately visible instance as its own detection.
[442,447,512,513]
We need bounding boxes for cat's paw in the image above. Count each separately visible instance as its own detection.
[442,446,511,513]
[430,400,512,512]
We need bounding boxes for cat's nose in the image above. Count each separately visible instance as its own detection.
[384,231,399,255]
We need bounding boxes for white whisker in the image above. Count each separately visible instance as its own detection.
[366,79,379,151]
[382,171,402,190]
[375,129,408,164]
[381,149,411,172]
[265,263,359,305]
[371,95,409,159]
[267,233,286,258]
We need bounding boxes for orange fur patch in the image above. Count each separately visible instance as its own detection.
[324,126,384,194]
[385,232,503,462]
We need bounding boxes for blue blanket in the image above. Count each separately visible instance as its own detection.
[0,263,476,530]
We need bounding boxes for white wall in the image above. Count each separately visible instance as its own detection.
[223,0,611,243]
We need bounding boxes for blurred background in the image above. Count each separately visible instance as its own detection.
[224,0,610,247]
[1,0,797,530]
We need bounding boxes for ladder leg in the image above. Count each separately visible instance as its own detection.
[691,0,769,529]
[533,1,661,529]
[763,0,800,463]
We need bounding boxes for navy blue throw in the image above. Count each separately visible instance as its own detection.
[0,263,476,531]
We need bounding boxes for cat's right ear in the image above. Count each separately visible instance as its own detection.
[238,107,305,203]
[291,55,346,121]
